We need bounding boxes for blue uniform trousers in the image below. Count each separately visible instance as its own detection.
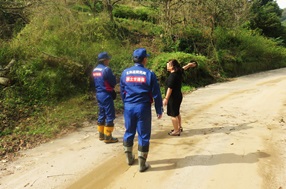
[96,92,115,126]
[123,103,151,152]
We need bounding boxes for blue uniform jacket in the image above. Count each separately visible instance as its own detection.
[120,63,163,115]
[93,63,116,93]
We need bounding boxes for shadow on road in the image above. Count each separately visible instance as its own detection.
[152,122,254,140]
[148,151,270,172]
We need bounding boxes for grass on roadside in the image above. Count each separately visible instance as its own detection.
[0,93,98,160]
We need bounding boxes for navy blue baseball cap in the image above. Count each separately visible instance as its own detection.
[98,52,111,61]
[133,48,150,59]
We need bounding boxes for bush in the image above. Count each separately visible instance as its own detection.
[149,52,217,91]
[113,5,158,23]
[13,57,86,101]
[214,27,286,77]
[162,26,211,55]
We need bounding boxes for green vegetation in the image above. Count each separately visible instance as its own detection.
[0,94,97,157]
[281,8,286,26]
[1,0,286,159]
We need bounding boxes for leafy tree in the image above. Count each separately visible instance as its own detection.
[281,8,286,26]
[148,0,252,55]
[249,0,285,39]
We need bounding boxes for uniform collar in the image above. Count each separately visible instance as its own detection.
[134,63,144,67]
[98,63,107,67]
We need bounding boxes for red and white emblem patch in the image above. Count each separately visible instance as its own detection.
[93,72,102,77]
[126,76,146,83]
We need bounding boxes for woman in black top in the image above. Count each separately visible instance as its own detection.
[163,59,197,136]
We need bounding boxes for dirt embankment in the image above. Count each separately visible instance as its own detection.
[1,68,286,189]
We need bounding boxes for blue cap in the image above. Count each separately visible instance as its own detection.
[98,52,111,61]
[133,48,150,59]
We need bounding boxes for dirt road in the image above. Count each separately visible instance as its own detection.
[1,68,286,189]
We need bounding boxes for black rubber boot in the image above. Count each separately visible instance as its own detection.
[124,146,135,165]
[138,151,149,172]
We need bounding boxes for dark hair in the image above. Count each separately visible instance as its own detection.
[169,59,182,72]
[133,57,144,64]
[190,60,198,67]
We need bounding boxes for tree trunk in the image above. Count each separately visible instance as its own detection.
[104,0,114,22]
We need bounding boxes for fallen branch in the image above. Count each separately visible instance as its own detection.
[0,77,10,86]
[4,59,16,70]
[0,59,15,86]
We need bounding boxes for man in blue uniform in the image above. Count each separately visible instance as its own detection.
[120,48,163,172]
[93,52,118,143]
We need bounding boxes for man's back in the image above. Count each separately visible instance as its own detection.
[93,63,116,93]
[120,63,154,104]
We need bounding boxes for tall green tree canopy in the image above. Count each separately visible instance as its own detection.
[249,0,285,39]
